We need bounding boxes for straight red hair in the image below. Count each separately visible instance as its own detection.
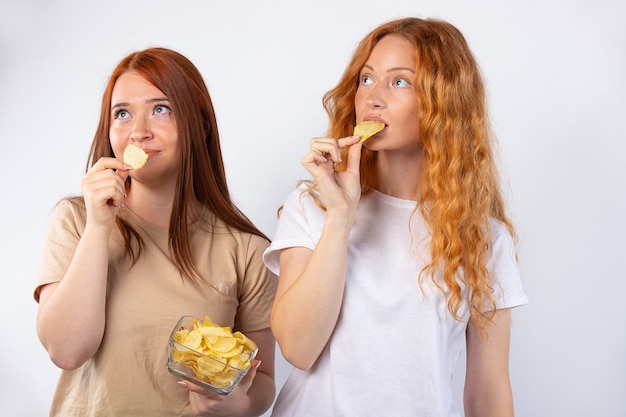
[84,47,268,284]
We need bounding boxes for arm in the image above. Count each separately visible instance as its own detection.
[36,158,129,370]
[272,226,349,369]
[271,136,361,370]
[239,328,276,416]
[184,327,276,417]
[464,308,515,417]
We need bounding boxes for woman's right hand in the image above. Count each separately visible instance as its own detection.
[81,157,130,232]
[37,156,131,370]
[272,135,363,369]
[301,135,362,218]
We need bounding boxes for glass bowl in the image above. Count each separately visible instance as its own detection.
[166,315,258,395]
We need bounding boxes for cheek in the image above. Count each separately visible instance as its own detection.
[405,119,421,141]
[406,114,420,135]
[354,90,367,116]
[108,128,127,159]
[160,126,179,148]
[400,102,420,132]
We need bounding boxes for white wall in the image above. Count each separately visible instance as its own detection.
[1,1,624,415]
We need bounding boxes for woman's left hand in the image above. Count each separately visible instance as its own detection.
[180,360,261,417]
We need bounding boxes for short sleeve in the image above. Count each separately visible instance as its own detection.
[34,199,86,302]
[234,234,278,333]
[263,188,320,275]
[488,219,529,310]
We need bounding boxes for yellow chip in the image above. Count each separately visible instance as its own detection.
[228,356,250,370]
[172,349,200,363]
[198,325,232,339]
[211,371,236,388]
[219,345,244,359]
[174,328,190,343]
[353,120,385,142]
[238,351,251,363]
[123,143,149,169]
[197,353,227,376]
[182,329,203,350]
[233,331,258,352]
[211,336,238,353]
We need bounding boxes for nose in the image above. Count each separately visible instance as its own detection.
[130,115,152,142]
[365,84,386,109]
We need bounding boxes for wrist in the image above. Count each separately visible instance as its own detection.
[82,223,115,241]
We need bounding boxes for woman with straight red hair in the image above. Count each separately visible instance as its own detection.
[34,47,277,416]
[264,17,527,416]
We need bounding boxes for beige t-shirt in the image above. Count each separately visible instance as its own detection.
[35,199,277,416]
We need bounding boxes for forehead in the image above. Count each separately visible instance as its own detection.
[111,70,165,102]
[366,34,416,68]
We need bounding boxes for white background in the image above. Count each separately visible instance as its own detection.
[1,1,624,416]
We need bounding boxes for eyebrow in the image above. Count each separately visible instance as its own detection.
[362,64,415,73]
[111,97,170,111]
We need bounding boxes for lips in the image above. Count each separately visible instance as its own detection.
[362,118,387,130]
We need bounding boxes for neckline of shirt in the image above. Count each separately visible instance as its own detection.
[121,205,208,235]
[368,188,418,209]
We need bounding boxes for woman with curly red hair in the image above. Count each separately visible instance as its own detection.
[264,17,527,416]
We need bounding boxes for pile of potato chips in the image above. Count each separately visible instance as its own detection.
[171,315,257,389]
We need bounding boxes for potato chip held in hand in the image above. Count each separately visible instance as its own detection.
[353,120,385,142]
[123,144,149,169]
[167,315,258,395]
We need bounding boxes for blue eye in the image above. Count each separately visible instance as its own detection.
[114,109,130,119]
[361,75,374,86]
[154,104,172,115]
[393,78,411,87]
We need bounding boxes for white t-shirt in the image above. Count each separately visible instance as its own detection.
[263,186,528,417]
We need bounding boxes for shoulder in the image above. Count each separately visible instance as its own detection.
[198,211,270,252]
[54,197,86,216]
[243,231,272,254]
[486,218,528,308]
[47,197,87,233]
[281,182,325,216]
[488,218,516,248]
